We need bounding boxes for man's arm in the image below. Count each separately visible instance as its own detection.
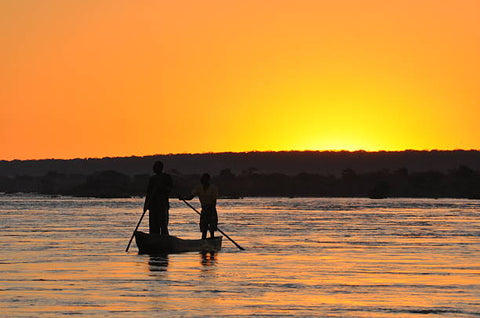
[212,185,219,205]
[179,194,195,201]
[179,186,197,201]
[144,178,153,211]
[167,174,173,193]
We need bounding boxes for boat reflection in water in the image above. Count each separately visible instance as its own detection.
[200,252,217,267]
[148,255,169,272]
[146,252,217,273]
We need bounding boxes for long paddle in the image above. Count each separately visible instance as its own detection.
[182,199,245,251]
[125,208,147,252]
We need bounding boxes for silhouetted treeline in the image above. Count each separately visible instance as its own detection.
[3,150,480,177]
[1,165,479,199]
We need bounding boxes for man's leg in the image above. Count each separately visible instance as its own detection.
[200,209,208,239]
[149,211,160,234]
[160,219,169,236]
[210,207,218,239]
[159,208,169,236]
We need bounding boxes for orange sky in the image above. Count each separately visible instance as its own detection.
[1,0,479,160]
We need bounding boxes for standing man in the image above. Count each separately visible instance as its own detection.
[144,161,173,236]
[181,173,218,239]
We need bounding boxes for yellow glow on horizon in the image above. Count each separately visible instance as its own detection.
[298,135,382,152]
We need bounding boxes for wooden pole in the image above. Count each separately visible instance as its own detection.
[125,209,147,252]
[182,199,245,251]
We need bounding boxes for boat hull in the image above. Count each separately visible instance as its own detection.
[134,231,222,254]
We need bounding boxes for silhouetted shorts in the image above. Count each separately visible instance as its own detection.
[200,205,218,233]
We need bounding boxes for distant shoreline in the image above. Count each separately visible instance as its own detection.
[2,151,480,199]
[1,162,479,200]
[2,150,480,177]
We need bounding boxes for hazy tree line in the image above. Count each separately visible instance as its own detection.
[1,165,479,199]
[3,150,480,177]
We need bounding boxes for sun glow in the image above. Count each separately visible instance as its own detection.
[298,133,382,152]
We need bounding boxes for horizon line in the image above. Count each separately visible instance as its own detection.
[2,148,480,162]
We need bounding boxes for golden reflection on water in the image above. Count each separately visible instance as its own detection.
[1,196,479,316]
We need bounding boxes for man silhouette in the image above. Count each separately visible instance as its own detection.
[144,161,172,235]
[181,173,218,239]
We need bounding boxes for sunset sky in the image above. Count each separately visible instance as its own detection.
[1,0,479,160]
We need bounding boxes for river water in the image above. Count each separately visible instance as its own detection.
[0,195,479,317]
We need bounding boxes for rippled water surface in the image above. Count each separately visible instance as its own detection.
[1,195,479,317]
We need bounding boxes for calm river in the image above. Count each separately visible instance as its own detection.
[1,195,479,317]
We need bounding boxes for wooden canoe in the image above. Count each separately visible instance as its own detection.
[134,231,222,254]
